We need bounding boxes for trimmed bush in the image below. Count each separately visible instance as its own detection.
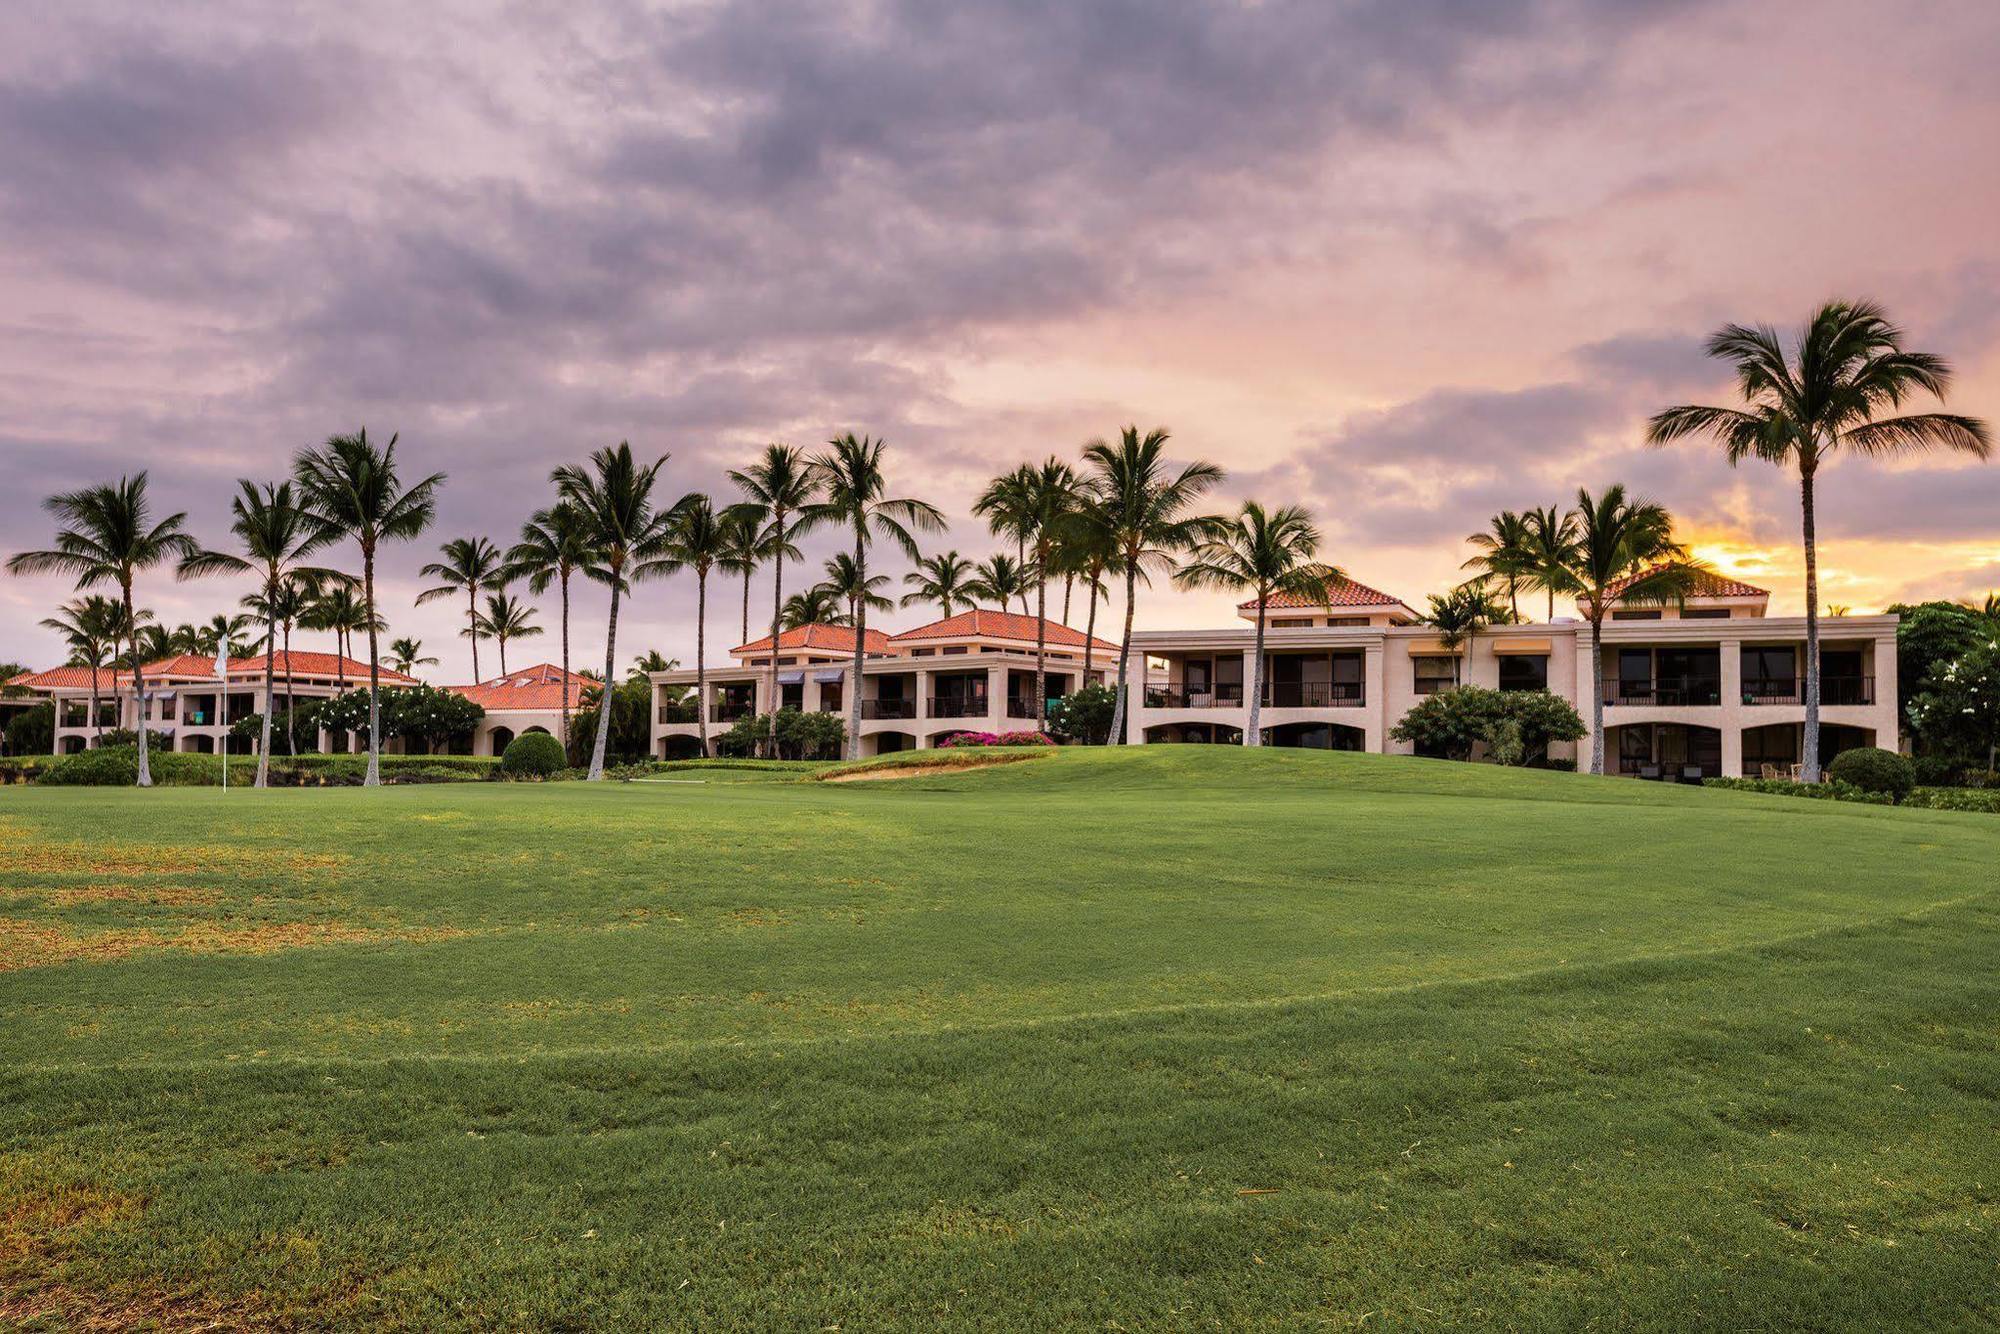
[1706,776,1893,806]
[501,732,566,777]
[937,731,1055,748]
[38,746,141,786]
[1827,746,1915,801]
[36,748,499,787]
[1903,786,2000,814]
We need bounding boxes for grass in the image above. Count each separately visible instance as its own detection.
[1,746,1996,1329]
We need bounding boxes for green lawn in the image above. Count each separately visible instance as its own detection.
[2,748,1996,1329]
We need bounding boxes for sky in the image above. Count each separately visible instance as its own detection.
[4,0,1998,682]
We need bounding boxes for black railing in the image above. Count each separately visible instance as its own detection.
[1742,676,1873,706]
[859,698,915,720]
[1603,676,1723,707]
[657,703,699,724]
[711,702,755,722]
[1263,682,1365,708]
[926,696,989,719]
[1146,687,1246,708]
[1006,696,1063,718]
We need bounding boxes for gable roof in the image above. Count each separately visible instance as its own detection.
[889,609,1120,651]
[450,663,593,711]
[1602,567,1768,600]
[733,624,892,656]
[1238,568,1418,616]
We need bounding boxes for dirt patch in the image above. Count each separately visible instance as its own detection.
[0,837,343,881]
[0,885,222,909]
[0,918,470,972]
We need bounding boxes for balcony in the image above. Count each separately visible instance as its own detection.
[1146,687,1246,709]
[1007,696,1064,719]
[711,702,755,723]
[926,696,990,719]
[1603,676,1722,707]
[859,698,916,720]
[656,702,699,724]
[1741,676,1874,706]
[1264,682,1364,708]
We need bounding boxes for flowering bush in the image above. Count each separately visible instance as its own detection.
[938,730,1055,748]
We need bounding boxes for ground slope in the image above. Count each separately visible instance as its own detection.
[1,749,1995,1329]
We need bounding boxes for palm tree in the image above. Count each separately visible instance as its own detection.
[646,495,727,756]
[553,442,676,779]
[1420,585,1505,688]
[966,553,1032,615]
[294,429,444,786]
[630,650,676,679]
[1174,503,1330,746]
[417,536,505,682]
[1520,505,1582,621]
[302,582,378,688]
[38,596,132,745]
[973,465,1038,571]
[243,576,327,755]
[729,444,819,758]
[1564,486,1699,776]
[821,553,894,625]
[1052,499,1122,683]
[1014,458,1081,725]
[506,501,602,752]
[475,591,541,676]
[804,434,944,759]
[1648,300,1991,781]
[782,584,848,628]
[127,624,176,665]
[179,480,345,785]
[901,550,975,619]
[1082,426,1225,746]
[717,504,770,645]
[1461,511,1534,621]
[198,612,258,658]
[7,474,203,785]
[387,637,437,675]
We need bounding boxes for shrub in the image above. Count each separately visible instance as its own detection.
[501,731,566,777]
[1046,683,1117,745]
[938,730,1055,748]
[38,746,140,786]
[1389,687,1586,764]
[1903,786,2000,814]
[5,700,53,756]
[714,709,846,760]
[37,749,499,787]
[1826,747,1915,801]
[1705,777,1894,806]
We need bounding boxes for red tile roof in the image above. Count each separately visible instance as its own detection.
[733,623,892,656]
[1239,568,1417,615]
[9,653,414,692]
[450,663,593,711]
[1603,567,1768,600]
[890,609,1120,651]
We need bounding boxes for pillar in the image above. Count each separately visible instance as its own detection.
[1363,644,1386,753]
[1719,638,1744,777]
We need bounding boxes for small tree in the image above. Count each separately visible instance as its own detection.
[1046,682,1117,745]
[1907,633,2000,772]
[1390,686,1585,764]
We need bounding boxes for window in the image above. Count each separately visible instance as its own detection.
[942,645,968,655]
[1741,646,1796,702]
[1682,608,1730,620]
[1413,656,1459,695]
[1498,655,1548,692]
[1328,617,1368,627]
[1611,609,1662,621]
[1272,617,1312,628]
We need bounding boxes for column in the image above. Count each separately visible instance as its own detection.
[1362,644,1386,753]
[914,668,931,746]
[986,664,1005,729]
[1242,647,1259,744]
[1122,650,1147,744]
[1719,638,1744,776]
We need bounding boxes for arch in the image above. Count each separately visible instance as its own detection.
[522,725,550,736]
[184,734,215,754]
[866,730,915,756]
[487,726,516,757]
[1143,722,1244,745]
[660,734,706,760]
[60,735,86,754]
[1264,721,1365,751]
[1607,722,1722,779]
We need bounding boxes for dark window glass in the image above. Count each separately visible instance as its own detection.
[1498,655,1548,691]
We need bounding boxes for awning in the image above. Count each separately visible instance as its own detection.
[813,669,846,684]
[1492,639,1552,655]
[777,670,805,685]
[1404,639,1463,656]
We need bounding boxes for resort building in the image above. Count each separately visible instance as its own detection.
[451,662,593,757]
[11,653,417,754]
[648,611,1120,757]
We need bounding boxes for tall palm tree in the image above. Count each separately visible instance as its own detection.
[302,581,378,689]
[198,612,257,658]
[782,584,848,628]
[387,637,437,675]
[1648,300,1991,780]
[966,553,1032,615]
[179,480,345,786]
[1461,511,1534,622]
[973,465,1038,571]
[553,442,677,779]
[1053,498,1122,683]
[1012,458,1081,724]
[127,624,177,666]
[901,550,975,619]
[1174,503,1330,746]
[294,429,444,786]
[7,474,203,785]
[630,650,676,678]
[506,501,602,752]
[1420,585,1505,687]
[717,504,769,646]
[475,591,541,676]
[646,495,727,756]
[804,434,944,759]
[1520,505,1582,621]
[243,577,325,755]
[417,536,505,682]
[821,553,895,624]
[1564,486,1699,776]
[1082,426,1225,746]
[729,444,819,758]
[38,595,132,745]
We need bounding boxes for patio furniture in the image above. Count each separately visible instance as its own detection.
[1639,764,1662,781]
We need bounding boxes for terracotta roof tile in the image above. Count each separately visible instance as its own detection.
[1603,567,1768,600]
[450,662,593,711]
[1238,568,1417,614]
[889,609,1119,651]
[9,652,414,692]
[733,624,893,655]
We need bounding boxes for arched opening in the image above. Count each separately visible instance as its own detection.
[522,725,550,736]
[183,734,215,754]
[1143,722,1244,745]
[487,726,515,757]
[866,730,914,756]
[660,734,706,760]
[1263,721,1366,751]
[60,735,86,754]
[1609,722,1722,780]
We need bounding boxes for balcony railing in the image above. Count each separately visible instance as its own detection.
[657,703,699,724]
[1006,696,1064,719]
[1741,676,1874,706]
[1146,687,1246,709]
[926,696,989,719]
[1264,682,1365,708]
[859,698,916,720]
[711,702,755,722]
[1603,676,1723,707]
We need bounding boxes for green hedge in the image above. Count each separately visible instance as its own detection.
[36,747,499,787]
[1826,747,1915,800]
[1706,775,2000,814]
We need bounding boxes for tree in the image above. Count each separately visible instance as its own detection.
[965,553,1032,615]
[244,575,333,755]
[973,465,1039,572]
[1389,685,1586,763]
[475,590,541,676]
[1519,505,1582,622]
[901,550,975,619]
[301,581,378,690]
[7,474,203,786]
[1174,503,1330,746]
[821,552,894,624]
[1648,300,1991,781]
[1014,459,1081,726]
[1418,585,1506,685]
[647,495,727,756]
[1461,511,1534,621]
[554,442,676,779]
[729,444,820,760]
[294,429,444,786]
[565,675,654,765]
[506,501,602,753]
[1563,486,1699,775]
[717,504,773,646]
[38,596,132,745]
[1887,599,1988,728]
[1907,632,2000,773]
[387,637,437,675]
[782,585,848,628]
[179,480,346,786]
[803,434,944,761]
[630,650,676,679]
[417,536,504,682]
[1051,498,1121,683]
[1082,426,1224,746]
[197,613,257,657]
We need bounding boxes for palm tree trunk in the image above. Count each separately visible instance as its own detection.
[559,571,573,762]
[468,587,480,683]
[1082,565,1102,684]
[694,569,709,757]
[1800,469,1822,783]
[767,518,784,760]
[589,577,619,781]
[498,634,507,678]
[847,527,865,761]
[1589,614,1606,775]
[88,661,101,747]
[282,621,296,756]
[256,581,275,787]
[363,546,382,787]
[1034,573,1048,728]
[1246,598,1266,747]
[127,579,151,788]
[1108,563,1138,746]
[1062,574,1074,625]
